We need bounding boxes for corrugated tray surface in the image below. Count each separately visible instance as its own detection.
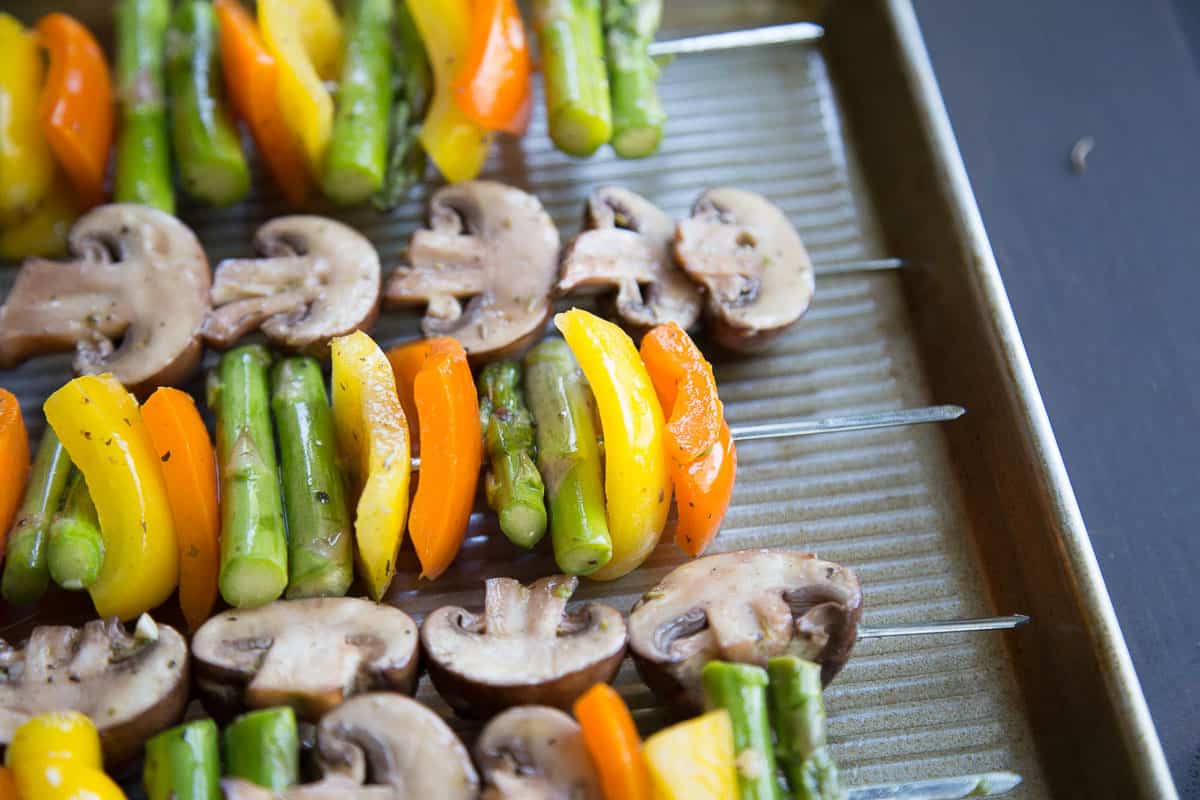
[0,2,1117,798]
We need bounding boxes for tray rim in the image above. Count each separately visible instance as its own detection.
[881,1,1177,796]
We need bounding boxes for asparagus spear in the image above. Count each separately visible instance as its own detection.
[373,0,431,210]
[702,661,781,800]
[1,429,73,605]
[768,657,845,800]
[533,0,613,156]
[323,0,394,204]
[208,345,288,609]
[222,707,299,791]
[603,0,665,158]
[143,719,221,800]
[271,357,353,598]
[166,1,251,206]
[46,469,104,591]
[114,0,174,212]
[479,361,548,549]
[524,340,612,574]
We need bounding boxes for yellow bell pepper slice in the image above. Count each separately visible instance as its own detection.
[331,331,412,601]
[6,712,102,771]
[0,14,55,223]
[43,375,178,620]
[556,309,671,580]
[407,0,494,182]
[644,710,738,800]
[12,760,126,800]
[259,0,343,173]
[0,172,77,260]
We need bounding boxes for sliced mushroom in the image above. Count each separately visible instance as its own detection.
[385,181,560,361]
[203,216,380,358]
[316,693,478,799]
[421,575,626,717]
[475,706,603,800]
[221,776,397,799]
[674,188,815,351]
[558,187,701,331]
[628,549,863,712]
[0,616,188,764]
[0,203,210,393]
[191,598,419,721]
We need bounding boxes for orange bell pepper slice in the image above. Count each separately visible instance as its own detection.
[640,322,737,557]
[574,684,653,800]
[385,338,462,452]
[36,13,113,211]
[141,388,219,631]
[0,766,16,800]
[0,389,30,553]
[452,0,532,135]
[214,0,311,205]
[406,339,481,580]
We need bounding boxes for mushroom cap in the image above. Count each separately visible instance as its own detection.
[385,181,561,362]
[316,693,478,800]
[674,188,815,351]
[0,617,188,765]
[558,187,701,332]
[628,549,863,712]
[204,216,381,358]
[191,598,419,721]
[0,203,210,393]
[475,706,603,800]
[421,575,627,717]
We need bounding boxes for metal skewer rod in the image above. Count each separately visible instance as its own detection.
[410,404,964,471]
[649,21,824,57]
[815,257,907,277]
[849,771,1022,800]
[858,614,1030,640]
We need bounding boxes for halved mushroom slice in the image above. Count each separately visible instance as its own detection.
[476,706,603,800]
[628,549,863,712]
[558,187,701,331]
[421,575,626,717]
[0,616,188,765]
[0,203,210,394]
[191,598,418,721]
[385,181,561,361]
[203,216,381,358]
[316,693,478,800]
[674,188,815,351]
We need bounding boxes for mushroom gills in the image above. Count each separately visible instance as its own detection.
[476,705,603,800]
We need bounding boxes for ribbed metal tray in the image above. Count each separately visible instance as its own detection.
[0,1,1176,798]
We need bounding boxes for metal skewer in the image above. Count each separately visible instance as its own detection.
[849,771,1022,800]
[815,257,907,277]
[649,21,824,57]
[859,614,1029,640]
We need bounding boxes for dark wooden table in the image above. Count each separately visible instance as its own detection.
[914,1,1200,796]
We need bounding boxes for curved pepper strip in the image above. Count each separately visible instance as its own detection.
[6,711,125,800]
[452,0,532,135]
[36,14,114,211]
[575,683,653,800]
[641,322,737,557]
[0,389,30,544]
[43,375,178,621]
[386,337,461,452]
[556,308,671,580]
[259,0,343,173]
[332,331,413,600]
[0,14,55,223]
[406,338,481,580]
[0,173,77,260]
[408,0,494,182]
[215,0,311,205]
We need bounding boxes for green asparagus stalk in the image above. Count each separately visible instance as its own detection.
[222,708,299,791]
[271,357,353,598]
[524,340,611,574]
[603,0,666,158]
[478,361,548,549]
[114,0,174,212]
[702,661,781,800]
[208,345,288,609]
[533,0,613,156]
[322,0,394,204]
[768,657,845,800]
[1,429,73,605]
[46,470,104,591]
[143,719,222,800]
[166,1,251,206]
[372,0,431,210]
